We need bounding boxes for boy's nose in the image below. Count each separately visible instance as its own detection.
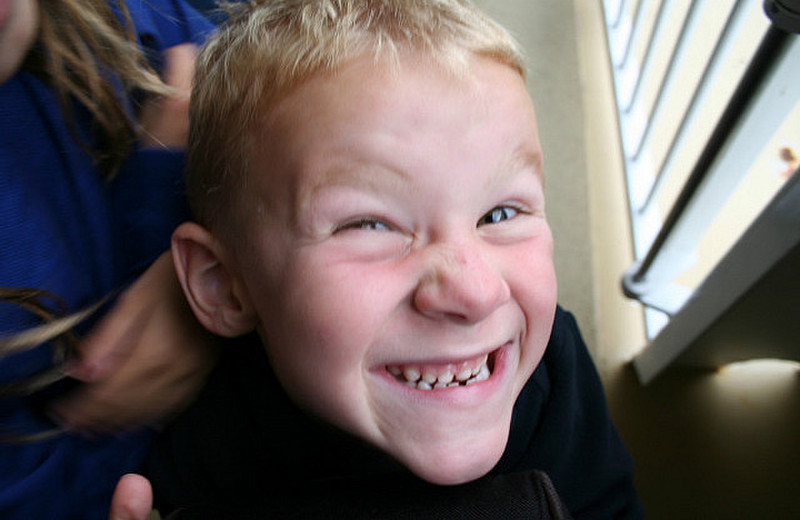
[413,241,511,323]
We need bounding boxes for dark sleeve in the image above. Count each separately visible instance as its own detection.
[143,341,273,514]
[161,471,573,520]
[497,307,643,520]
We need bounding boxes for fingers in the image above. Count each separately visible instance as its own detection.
[109,474,153,520]
[160,43,197,96]
[67,253,174,383]
[48,383,135,433]
[50,252,219,432]
[137,43,198,149]
[66,295,145,383]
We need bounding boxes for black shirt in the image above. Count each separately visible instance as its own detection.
[145,307,642,519]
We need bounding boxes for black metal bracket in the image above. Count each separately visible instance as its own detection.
[764,0,800,34]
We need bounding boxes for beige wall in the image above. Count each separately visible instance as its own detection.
[484,0,800,518]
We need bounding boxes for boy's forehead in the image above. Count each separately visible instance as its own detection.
[260,48,529,117]
[259,52,536,140]
[246,53,543,200]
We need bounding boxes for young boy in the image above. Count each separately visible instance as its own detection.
[143,0,642,518]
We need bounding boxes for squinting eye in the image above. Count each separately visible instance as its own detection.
[338,218,391,232]
[478,206,518,226]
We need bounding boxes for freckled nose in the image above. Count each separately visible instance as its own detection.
[413,242,511,323]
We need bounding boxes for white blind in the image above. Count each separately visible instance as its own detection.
[601,0,800,382]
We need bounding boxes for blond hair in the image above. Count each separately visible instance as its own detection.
[186,0,525,230]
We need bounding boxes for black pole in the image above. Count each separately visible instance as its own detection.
[763,0,800,34]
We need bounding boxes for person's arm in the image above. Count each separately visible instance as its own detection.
[50,29,215,433]
[137,43,196,150]
[50,251,220,431]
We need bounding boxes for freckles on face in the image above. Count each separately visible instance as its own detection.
[238,54,557,485]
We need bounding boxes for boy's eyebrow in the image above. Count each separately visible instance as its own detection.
[299,146,542,208]
[491,146,544,186]
[296,162,410,215]
[305,163,410,197]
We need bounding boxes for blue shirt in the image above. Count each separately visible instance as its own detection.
[0,2,212,518]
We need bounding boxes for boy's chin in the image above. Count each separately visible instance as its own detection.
[390,434,508,486]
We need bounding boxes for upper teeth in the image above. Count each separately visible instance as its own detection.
[390,355,490,390]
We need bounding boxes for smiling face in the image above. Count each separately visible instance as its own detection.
[229,53,557,485]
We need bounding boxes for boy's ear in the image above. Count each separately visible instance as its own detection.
[171,222,258,337]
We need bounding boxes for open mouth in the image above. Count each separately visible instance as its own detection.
[386,351,496,390]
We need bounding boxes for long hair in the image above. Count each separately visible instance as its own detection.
[1,0,169,441]
[28,0,170,176]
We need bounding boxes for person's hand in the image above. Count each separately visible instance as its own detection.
[109,474,153,520]
[50,251,220,432]
[137,43,198,149]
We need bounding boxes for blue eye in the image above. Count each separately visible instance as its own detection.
[479,206,518,226]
